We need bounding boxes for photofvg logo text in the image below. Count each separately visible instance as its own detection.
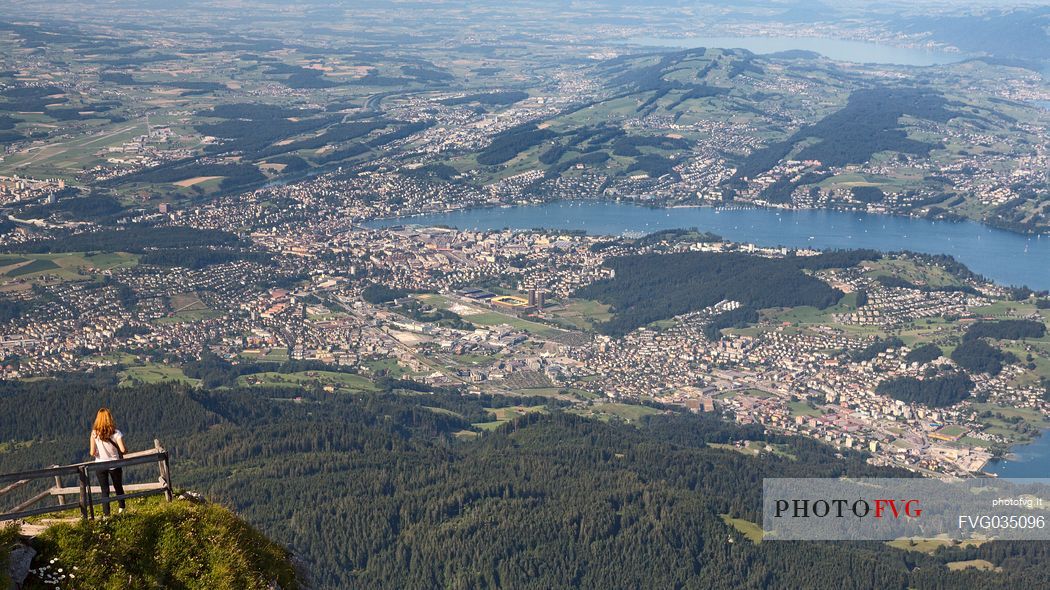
[774,497,922,519]
[762,478,1050,541]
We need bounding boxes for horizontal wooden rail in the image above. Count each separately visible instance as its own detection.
[0,465,80,485]
[0,439,174,523]
[51,482,166,496]
[11,490,52,513]
[0,479,30,497]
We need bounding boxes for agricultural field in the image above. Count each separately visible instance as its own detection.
[471,404,549,430]
[550,298,612,331]
[569,402,663,423]
[0,252,138,290]
[155,292,219,324]
[235,371,379,392]
[119,364,200,387]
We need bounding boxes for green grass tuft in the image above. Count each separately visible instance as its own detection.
[25,498,299,590]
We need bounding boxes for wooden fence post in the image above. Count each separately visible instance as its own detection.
[52,466,64,506]
[155,439,173,502]
[77,466,90,520]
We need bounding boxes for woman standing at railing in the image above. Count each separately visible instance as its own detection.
[89,407,127,516]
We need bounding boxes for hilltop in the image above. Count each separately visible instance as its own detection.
[4,498,300,590]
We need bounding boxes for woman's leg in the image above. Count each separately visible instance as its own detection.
[111,468,126,510]
[96,469,112,516]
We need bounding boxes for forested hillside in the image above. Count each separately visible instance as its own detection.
[1,378,1048,589]
[575,251,859,336]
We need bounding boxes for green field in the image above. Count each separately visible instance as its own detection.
[154,292,221,324]
[0,252,138,289]
[886,536,985,554]
[862,258,965,288]
[513,387,599,400]
[417,294,565,337]
[421,405,463,417]
[788,400,823,418]
[363,357,410,378]
[471,404,549,431]
[236,371,379,391]
[0,256,28,268]
[720,514,764,544]
[551,298,612,331]
[5,258,60,277]
[970,403,1049,443]
[119,364,200,387]
[569,402,662,424]
[946,559,998,571]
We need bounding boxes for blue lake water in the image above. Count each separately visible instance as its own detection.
[985,430,1050,478]
[627,35,966,66]
[366,201,1050,290]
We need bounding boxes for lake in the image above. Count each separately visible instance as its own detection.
[627,35,965,66]
[365,201,1050,290]
[985,430,1050,478]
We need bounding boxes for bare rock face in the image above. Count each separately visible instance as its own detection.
[7,542,36,590]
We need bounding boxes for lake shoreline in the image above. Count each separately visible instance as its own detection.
[364,199,1049,237]
[364,199,1050,290]
[983,429,1050,478]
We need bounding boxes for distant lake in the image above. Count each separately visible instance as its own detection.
[985,430,1050,478]
[365,201,1050,290]
[627,35,965,66]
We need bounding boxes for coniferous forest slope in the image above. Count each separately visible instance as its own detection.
[1,378,1048,589]
[575,250,877,337]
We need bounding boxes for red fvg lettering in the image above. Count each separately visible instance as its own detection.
[873,499,922,518]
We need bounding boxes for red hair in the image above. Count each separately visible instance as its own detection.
[93,408,117,441]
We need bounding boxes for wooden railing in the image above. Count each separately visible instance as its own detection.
[0,439,173,522]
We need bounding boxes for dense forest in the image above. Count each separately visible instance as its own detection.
[9,225,241,254]
[138,247,271,269]
[576,251,848,336]
[476,123,556,166]
[905,344,944,365]
[1,378,1047,589]
[950,339,1017,376]
[362,283,409,304]
[964,320,1046,341]
[875,373,974,407]
[733,87,955,181]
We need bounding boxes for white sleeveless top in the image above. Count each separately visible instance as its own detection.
[93,430,124,462]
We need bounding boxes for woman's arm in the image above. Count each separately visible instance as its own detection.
[89,432,97,458]
[116,434,127,454]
